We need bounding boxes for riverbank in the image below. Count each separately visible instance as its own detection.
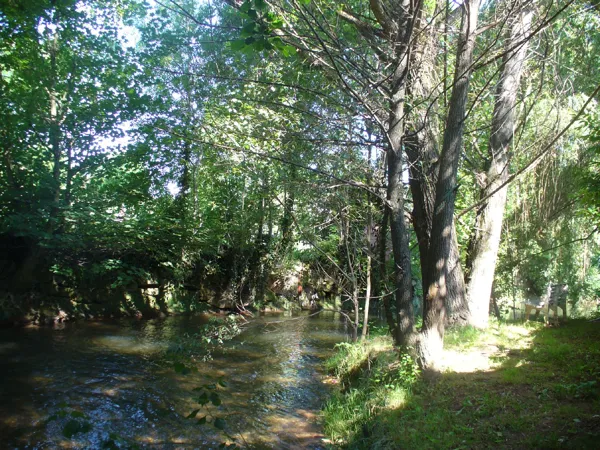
[322,319,600,449]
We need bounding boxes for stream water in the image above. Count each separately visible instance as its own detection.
[0,311,351,449]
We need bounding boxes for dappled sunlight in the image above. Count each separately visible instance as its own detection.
[384,388,409,409]
[441,322,539,373]
[440,348,501,372]
[92,335,167,354]
[325,320,600,449]
[0,313,348,447]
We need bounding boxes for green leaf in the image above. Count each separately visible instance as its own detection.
[239,1,252,13]
[230,39,247,51]
[173,362,190,374]
[270,17,284,30]
[186,409,200,419]
[198,416,207,425]
[254,0,268,11]
[213,417,226,430]
[197,392,209,406]
[241,22,256,38]
[280,45,296,57]
[209,392,222,406]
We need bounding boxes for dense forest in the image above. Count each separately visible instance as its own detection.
[1,0,599,370]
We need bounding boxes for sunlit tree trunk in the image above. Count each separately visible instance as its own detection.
[467,4,534,328]
[419,0,481,369]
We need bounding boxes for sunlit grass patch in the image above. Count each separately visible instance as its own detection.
[323,319,600,448]
[325,336,392,381]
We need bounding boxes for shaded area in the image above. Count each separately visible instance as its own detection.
[0,312,349,448]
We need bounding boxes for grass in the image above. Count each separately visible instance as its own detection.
[322,319,600,449]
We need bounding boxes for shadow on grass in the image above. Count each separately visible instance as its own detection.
[327,320,600,449]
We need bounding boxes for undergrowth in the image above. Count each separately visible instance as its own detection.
[323,319,600,449]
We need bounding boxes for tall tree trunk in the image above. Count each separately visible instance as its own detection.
[362,254,372,340]
[387,57,416,347]
[49,34,61,225]
[362,145,374,340]
[466,4,533,328]
[419,0,481,369]
[405,4,470,327]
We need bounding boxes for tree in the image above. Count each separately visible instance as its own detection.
[466,1,534,328]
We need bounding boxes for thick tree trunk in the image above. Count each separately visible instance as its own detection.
[419,0,481,369]
[407,138,469,327]
[466,5,533,328]
[405,8,470,327]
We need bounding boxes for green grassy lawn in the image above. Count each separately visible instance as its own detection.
[322,319,600,449]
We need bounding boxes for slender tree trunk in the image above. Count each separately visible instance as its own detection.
[362,143,375,340]
[352,283,359,342]
[362,254,372,340]
[466,4,533,328]
[49,35,61,223]
[280,170,295,252]
[387,61,416,347]
[419,0,481,369]
[377,208,396,333]
[381,0,422,348]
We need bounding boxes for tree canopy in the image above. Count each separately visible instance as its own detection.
[1,0,599,366]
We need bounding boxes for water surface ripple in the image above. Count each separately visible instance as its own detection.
[0,312,350,449]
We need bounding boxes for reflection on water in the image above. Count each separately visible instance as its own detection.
[0,312,349,449]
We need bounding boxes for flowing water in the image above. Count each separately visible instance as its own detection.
[0,312,351,449]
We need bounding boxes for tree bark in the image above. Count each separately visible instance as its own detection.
[373,0,417,347]
[387,65,416,347]
[377,208,396,334]
[405,5,470,327]
[361,254,372,340]
[466,4,533,329]
[419,0,481,369]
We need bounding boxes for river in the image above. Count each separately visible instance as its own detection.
[0,311,351,449]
